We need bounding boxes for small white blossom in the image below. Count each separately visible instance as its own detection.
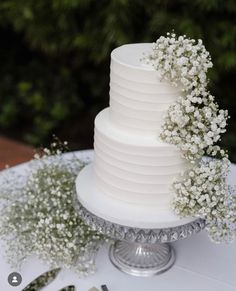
[143,32,234,243]
[0,143,105,275]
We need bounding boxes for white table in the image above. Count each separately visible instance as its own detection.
[0,150,236,291]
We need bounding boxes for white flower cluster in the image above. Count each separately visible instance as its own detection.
[0,145,105,276]
[146,32,213,90]
[145,32,235,242]
[146,33,229,162]
[173,158,228,217]
[160,91,228,162]
[173,158,236,243]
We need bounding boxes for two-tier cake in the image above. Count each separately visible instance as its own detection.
[76,43,195,228]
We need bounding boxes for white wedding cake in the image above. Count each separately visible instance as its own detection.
[76,43,194,228]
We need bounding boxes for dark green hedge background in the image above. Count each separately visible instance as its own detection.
[0,0,236,160]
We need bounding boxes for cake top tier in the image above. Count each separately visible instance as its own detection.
[109,42,181,135]
[111,43,154,71]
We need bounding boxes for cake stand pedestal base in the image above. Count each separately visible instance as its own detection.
[75,200,205,277]
[75,164,205,277]
[109,241,175,277]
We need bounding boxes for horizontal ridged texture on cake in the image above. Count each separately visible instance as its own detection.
[109,43,182,134]
[92,43,188,211]
[93,108,189,208]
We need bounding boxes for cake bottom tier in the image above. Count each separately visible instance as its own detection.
[76,164,195,228]
[94,108,190,210]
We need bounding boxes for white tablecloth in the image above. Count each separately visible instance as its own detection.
[0,150,236,291]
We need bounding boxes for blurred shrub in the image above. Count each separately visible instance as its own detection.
[0,0,235,159]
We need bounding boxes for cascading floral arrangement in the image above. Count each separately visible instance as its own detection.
[144,32,236,243]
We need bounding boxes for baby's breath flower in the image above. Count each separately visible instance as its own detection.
[144,32,235,243]
[0,143,105,275]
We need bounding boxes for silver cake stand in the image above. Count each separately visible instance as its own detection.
[75,200,205,277]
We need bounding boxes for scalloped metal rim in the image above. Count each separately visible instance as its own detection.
[75,200,205,244]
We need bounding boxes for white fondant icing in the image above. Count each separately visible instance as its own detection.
[94,155,180,184]
[76,164,195,228]
[110,82,178,103]
[93,108,189,208]
[76,43,192,226]
[109,43,182,133]
[94,137,185,165]
[110,70,180,92]
[110,90,174,110]
[110,98,165,121]
[109,110,162,134]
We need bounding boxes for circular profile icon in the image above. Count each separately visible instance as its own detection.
[8,272,22,287]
